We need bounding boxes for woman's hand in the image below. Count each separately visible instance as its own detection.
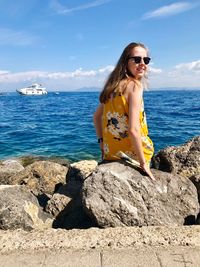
[140,162,156,181]
[99,142,104,160]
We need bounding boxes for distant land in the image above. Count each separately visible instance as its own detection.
[75,87,200,92]
[0,87,200,94]
[149,87,200,91]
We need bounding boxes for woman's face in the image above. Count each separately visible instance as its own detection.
[126,46,149,79]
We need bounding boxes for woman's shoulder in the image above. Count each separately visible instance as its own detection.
[122,79,142,100]
[118,79,134,93]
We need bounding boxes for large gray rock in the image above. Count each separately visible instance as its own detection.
[152,136,200,223]
[46,160,98,217]
[9,161,68,196]
[45,160,98,229]
[0,159,24,184]
[67,160,98,181]
[190,174,200,203]
[152,136,200,178]
[0,185,52,230]
[82,162,199,228]
[45,193,72,217]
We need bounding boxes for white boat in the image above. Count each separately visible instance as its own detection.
[16,83,48,95]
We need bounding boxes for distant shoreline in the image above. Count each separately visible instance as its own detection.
[1,88,200,94]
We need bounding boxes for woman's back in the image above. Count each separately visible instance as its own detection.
[102,80,153,163]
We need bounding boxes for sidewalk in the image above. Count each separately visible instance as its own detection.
[1,247,200,267]
[1,226,200,267]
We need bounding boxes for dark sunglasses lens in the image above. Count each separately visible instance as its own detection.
[133,57,141,64]
[130,56,151,64]
[144,57,151,65]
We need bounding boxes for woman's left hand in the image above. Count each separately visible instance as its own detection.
[100,142,104,160]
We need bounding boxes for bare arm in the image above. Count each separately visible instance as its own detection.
[93,104,103,138]
[128,83,155,180]
[93,104,104,156]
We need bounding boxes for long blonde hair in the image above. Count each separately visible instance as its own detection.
[99,42,149,103]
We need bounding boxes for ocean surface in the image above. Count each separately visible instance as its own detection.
[0,90,199,162]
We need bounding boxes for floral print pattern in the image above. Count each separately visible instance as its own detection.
[102,90,154,163]
[106,111,128,140]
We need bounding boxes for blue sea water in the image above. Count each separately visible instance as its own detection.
[0,90,199,162]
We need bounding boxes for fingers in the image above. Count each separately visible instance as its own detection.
[141,165,156,181]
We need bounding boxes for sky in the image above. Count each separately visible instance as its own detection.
[0,0,200,91]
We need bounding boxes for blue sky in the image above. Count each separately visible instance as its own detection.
[0,0,200,91]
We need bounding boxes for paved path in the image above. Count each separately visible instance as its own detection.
[1,226,200,266]
[1,247,200,267]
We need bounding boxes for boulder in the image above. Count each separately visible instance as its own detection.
[82,161,199,228]
[0,185,52,230]
[45,160,98,229]
[152,136,200,223]
[190,174,200,203]
[9,161,68,197]
[67,160,98,182]
[52,196,95,229]
[45,193,72,217]
[18,155,69,167]
[0,159,24,184]
[152,136,200,178]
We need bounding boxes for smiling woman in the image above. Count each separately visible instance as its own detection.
[93,42,155,181]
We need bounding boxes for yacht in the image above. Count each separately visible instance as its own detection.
[16,83,48,95]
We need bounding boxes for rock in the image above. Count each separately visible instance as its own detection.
[196,212,200,225]
[18,156,70,167]
[67,160,98,181]
[45,160,97,217]
[152,136,200,178]
[152,136,200,220]
[0,159,24,184]
[9,161,68,197]
[45,160,98,229]
[82,161,199,228]
[0,185,52,230]
[52,195,95,229]
[18,155,48,167]
[45,193,72,217]
[190,174,200,203]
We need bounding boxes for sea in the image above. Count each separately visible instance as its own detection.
[0,90,199,163]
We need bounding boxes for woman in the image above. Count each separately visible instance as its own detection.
[93,42,155,180]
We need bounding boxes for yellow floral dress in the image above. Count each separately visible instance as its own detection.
[102,90,154,165]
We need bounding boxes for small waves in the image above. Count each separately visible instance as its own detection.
[0,90,199,161]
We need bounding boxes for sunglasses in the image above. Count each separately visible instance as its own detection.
[128,56,151,65]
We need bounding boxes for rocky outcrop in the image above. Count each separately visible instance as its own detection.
[0,136,199,231]
[152,136,200,178]
[190,174,200,203]
[0,159,24,184]
[82,161,199,228]
[9,161,68,197]
[47,160,98,229]
[67,160,98,181]
[152,136,200,224]
[0,185,52,230]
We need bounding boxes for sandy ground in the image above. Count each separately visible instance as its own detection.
[1,225,200,254]
[1,226,200,267]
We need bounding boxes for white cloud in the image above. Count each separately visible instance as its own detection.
[149,67,162,74]
[1,60,200,91]
[143,2,197,20]
[99,65,114,73]
[0,71,10,75]
[0,28,39,46]
[149,59,200,88]
[174,60,200,73]
[50,0,112,15]
[0,66,114,91]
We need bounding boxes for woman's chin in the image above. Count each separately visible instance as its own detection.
[135,73,144,79]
